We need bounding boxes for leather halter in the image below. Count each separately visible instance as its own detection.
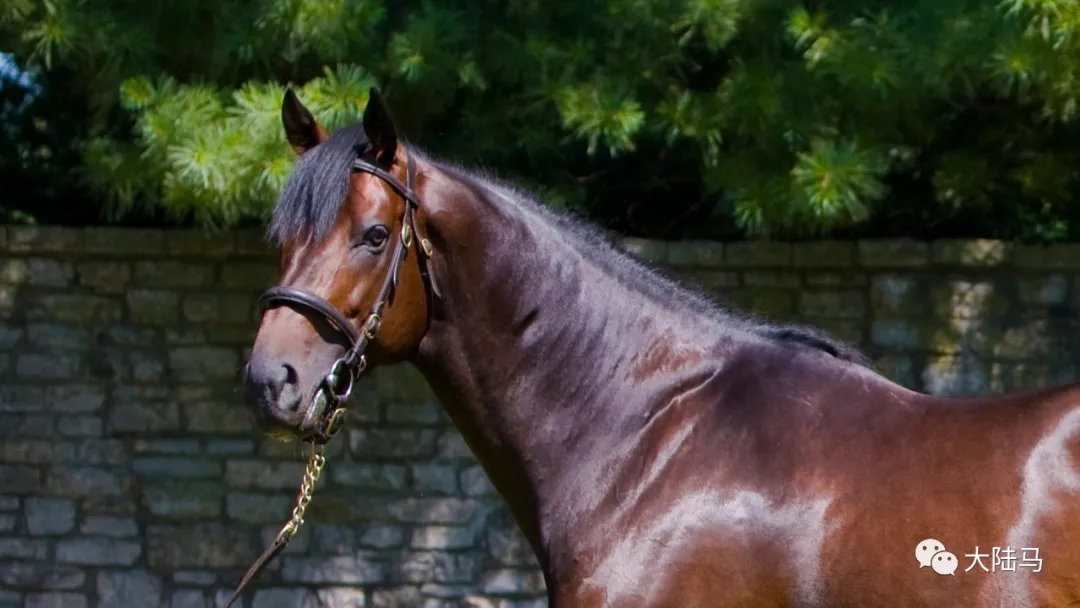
[225,150,437,607]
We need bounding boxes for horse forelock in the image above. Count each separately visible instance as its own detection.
[267,123,369,247]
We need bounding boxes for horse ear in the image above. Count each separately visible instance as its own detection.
[281,89,329,155]
[362,87,398,165]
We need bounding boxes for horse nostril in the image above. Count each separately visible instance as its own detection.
[281,362,298,387]
[278,362,303,412]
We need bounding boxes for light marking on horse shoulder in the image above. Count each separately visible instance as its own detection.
[1002,407,1080,604]
[581,490,833,606]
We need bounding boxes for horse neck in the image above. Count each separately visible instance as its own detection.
[406,157,719,560]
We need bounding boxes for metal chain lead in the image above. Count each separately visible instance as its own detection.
[274,444,327,545]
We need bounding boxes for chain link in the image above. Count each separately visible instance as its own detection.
[274,444,327,545]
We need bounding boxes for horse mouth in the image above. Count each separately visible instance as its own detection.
[253,389,347,446]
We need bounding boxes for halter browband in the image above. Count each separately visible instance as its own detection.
[226,150,437,607]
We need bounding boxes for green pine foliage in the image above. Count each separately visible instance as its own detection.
[4,0,1080,239]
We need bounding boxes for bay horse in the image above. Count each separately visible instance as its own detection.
[240,88,1080,607]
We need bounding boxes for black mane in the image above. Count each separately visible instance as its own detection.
[266,122,871,368]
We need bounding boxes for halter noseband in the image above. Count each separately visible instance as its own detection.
[226,150,437,607]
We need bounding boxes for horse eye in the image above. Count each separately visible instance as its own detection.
[360,225,389,250]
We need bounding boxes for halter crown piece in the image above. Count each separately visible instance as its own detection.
[226,151,438,607]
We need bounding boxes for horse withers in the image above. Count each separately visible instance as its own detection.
[241,88,1080,607]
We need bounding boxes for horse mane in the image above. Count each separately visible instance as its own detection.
[266,122,872,368]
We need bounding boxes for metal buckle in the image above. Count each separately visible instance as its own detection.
[325,408,347,438]
[362,313,381,340]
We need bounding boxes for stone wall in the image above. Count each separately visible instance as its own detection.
[2,227,1080,608]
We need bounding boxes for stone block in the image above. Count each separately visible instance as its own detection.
[249,589,319,608]
[49,384,106,413]
[206,439,254,455]
[348,429,439,459]
[392,552,477,584]
[184,401,252,434]
[360,525,405,549]
[0,414,53,438]
[80,516,137,537]
[9,226,82,253]
[132,457,220,479]
[15,352,82,380]
[0,562,85,590]
[147,523,258,568]
[26,294,122,325]
[0,325,23,350]
[25,498,76,535]
[25,593,87,608]
[143,481,223,519]
[370,587,422,608]
[792,241,855,267]
[76,261,131,293]
[742,271,801,288]
[664,240,724,267]
[170,590,208,608]
[133,261,215,288]
[97,570,162,608]
[173,571,217,586]
[0,538,48,559]
[0,439,55,463]
[168,346,239,381]
[24,258,75,287]
[55,439,124,466]
[235,228,274,257]
[46,467,126,498]
[387,498,478,525]
[725,241,791,267]
[225,460,306,490]
[165,230,235,256]
[109,402,180,434]
[56,538,141,565]
[311,524,362,555]
[220,262,278,289]
[226,492,292,523]
[928,279,1001,319]
[126,289,179,325]
[870,274,927,316]
[316,588,367,608]
[134,439,200,454]
[857,239,929,267]
[797,290,866,319]
[479,569,546,595]
[181,293,252,324]
[931,239,1008,266]
[1011,243,1080,269]
[83,227,164,255]
[331,463,408,491]
[411,526,475,550]
[57,415,102,437]
[411,464,459,495]
[804,272,867,287]
[385,403,444,425]
[0,465,42,493]
[1018,275,1068,306]
[280,554,387,584]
